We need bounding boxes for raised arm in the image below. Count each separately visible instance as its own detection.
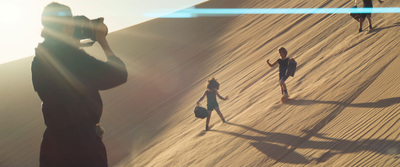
[267,59,278,67]
[95,18,114,58]
[197,91,207,105]
[216,90,228,101]
[89,18,128,90]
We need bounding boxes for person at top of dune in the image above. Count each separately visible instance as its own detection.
[359,0,384,32]
[31,2,127,167]
[267,47,295,97]
[197,77,228,131]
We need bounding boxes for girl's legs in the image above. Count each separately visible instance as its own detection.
[206,110,212,130]
[205,107,226,131]
[214,107,226,123]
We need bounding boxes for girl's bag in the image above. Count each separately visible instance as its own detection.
[194,106,208,119]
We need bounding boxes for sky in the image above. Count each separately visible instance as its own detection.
[0,0,205,65]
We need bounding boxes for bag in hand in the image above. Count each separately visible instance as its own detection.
[194,106,208,119]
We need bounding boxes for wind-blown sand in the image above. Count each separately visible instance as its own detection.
[1,0,400,166]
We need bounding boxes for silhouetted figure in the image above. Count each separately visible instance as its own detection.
[359,0,384,32]
[31,2,127,167]
[267,47,295,97]
[197,78,228,131]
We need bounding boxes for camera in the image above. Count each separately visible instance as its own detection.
[73,16,108,41]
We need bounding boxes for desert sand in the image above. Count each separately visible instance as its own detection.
[1,0,400,166]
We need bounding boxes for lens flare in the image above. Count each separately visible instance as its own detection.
[144,7,400,18]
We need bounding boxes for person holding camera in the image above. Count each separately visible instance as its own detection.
[31,2,127,167]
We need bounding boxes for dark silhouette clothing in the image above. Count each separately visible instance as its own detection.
[40,125,107,167]
[362,0,373,17]
[277,58,289,81]
[206,90,219,111]
[32,40,127,167]
[363,0,373,7]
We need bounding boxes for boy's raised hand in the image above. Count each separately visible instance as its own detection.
[266,59,275,67]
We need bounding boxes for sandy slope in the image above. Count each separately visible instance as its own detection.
[1,0,400,166]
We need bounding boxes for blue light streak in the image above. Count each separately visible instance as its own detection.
[143,7,400,18]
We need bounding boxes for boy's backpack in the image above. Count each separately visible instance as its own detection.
[194,106,208,119]
[286,60,297,77]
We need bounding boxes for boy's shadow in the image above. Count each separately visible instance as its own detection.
[368,22,400,33]
[212,122,400,164]
[286,97,400,108]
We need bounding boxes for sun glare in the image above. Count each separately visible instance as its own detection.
[0,0,207,65]
[0,3,20,26]
[0,1,44,64]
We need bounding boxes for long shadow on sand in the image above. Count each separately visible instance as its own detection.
[211,56,400,165]
[212,122,400,165]
[286,97,400,108]
[369,22,400,33]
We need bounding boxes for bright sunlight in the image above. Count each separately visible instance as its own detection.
[0,1,44,64]
[0,0,205,65]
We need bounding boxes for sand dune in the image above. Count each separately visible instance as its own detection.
[1,0,400,166]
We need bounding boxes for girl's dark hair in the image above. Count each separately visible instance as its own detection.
[207,77,220,90]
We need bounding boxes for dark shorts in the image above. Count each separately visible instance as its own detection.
[361,11,371,18]
[207,102,219,111]
[279,74,289,82]
[362,1,373,17]
[363,1,373,8]
[40,126,108,167]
